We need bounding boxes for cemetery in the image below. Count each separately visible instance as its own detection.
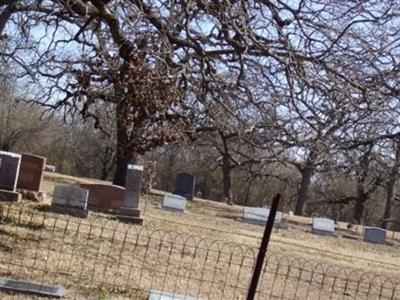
[0,156,400,298]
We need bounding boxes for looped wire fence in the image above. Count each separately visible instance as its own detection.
[0,204,399,299]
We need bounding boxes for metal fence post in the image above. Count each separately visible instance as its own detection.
[246,193,281,300]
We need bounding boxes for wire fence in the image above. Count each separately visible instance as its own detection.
[0,204,399,299]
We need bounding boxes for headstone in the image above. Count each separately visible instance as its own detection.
[45,165,56,172]
[17,153,46,191]
[364,227,386,244]
[174,173,195,200]
[52,185,89,218]
[149,290,201,300]
[118,165,144,225]
[162,193,187,212]
[0,277,65,298]
[0,151,22,191]
[312,218,335,236]
[243,207,283,227]
[80,183,125,212]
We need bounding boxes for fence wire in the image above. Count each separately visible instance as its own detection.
[0,204,399,299]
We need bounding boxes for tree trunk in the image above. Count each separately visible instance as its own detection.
[353,189,367,224]
[113,101,135,187]
[222,153,233,205]
[294,150,317,216]
[352,145,372,224]
[383,139,400,229]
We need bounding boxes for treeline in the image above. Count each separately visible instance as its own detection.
[0,1,400,229]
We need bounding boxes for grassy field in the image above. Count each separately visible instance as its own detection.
[0,172,399,299]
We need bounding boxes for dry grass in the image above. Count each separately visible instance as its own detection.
[0,172,399,299]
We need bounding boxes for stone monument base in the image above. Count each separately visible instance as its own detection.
[50,204,88,218]
[118,207,143,225]
[17,189,47,203]
[0,189,21,202]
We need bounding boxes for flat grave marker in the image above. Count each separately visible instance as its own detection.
[312,217,335,236]
[45,165,56,172]
[0,277,65,298]
[149,290,201,300]
[161,193,187,212]
[364,227,386,244]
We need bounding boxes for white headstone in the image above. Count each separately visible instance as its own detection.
[45,165,56,172]
[52,186,88,210]
[243,207,283,227]
[149,290,201,300]
[162,193,187,212]
[0,151,22,191]
[312,218,335,235]
[364,227,386,244]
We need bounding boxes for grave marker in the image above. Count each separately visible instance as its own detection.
[0,151,21,191]
[0,277,65,298]
[174,173,195,200]
[243,207,283,227]
[45,165,56,172]
[162,193,187,212]
[52,185,89,218]
[17,153,46,192]
[312,218,335,236]
[364,227,386,244]
[118,165,144,224]
[149,290,201,300]
[80,183,125,212]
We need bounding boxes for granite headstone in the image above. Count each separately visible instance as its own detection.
[174,173,195,200]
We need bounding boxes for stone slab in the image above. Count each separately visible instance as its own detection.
[174,173,196,200]
[0,277,65,298]
[17,153,46,192]
[162,193,187,212]
[80,183,124,212]
[0,189,21,202]
[312,218,335,235]
[149,290,201,300]
[0,151,21,191]
[364,227,386,244]
[118,214,144,225]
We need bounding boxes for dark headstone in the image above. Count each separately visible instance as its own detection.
[364,227,386,244]
[174,173,195,200]
[0,151,21,191]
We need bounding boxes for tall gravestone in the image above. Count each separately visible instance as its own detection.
[17,153,46,192]
[118,165,144,225]
[174,173,195,200]
[0,151,21,191]
[0,151,22,202]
